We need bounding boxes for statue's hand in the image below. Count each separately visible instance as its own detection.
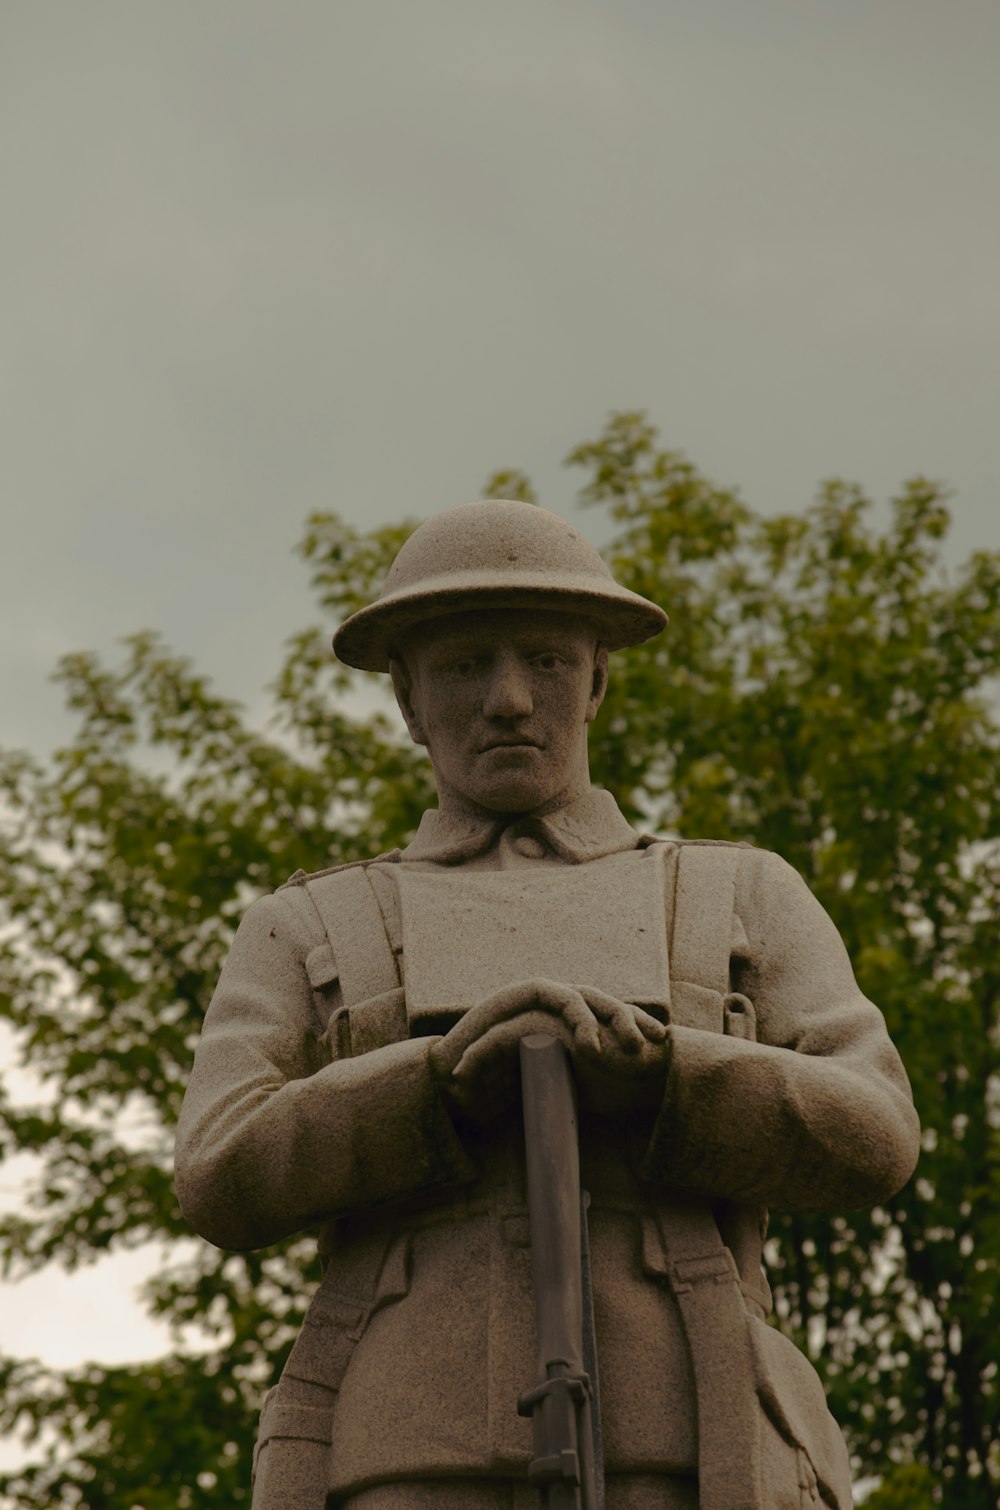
[429,978,668,1124]
[566,986,670,1117]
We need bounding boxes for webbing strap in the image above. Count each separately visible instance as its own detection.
[654,1201,764,1510]
[303,865,400,1008]
[670,845,739,996]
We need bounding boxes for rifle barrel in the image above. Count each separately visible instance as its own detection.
[518,1033,599,1510]
[520,1033,585,1372]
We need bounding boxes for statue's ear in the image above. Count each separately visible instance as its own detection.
[390,655,427,746]
[586,644,609,724]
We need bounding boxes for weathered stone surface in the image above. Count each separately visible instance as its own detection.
[175,501,920,1509]
[331,498,667,672]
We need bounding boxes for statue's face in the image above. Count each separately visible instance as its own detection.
[392,608,608,816]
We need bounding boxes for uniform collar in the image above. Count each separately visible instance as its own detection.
[402,788,643,865]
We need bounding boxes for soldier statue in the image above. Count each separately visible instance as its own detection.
[175,500,920,1510]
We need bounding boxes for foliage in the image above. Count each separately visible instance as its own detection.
[861,1463,938,1510]
[1,412,997,1506]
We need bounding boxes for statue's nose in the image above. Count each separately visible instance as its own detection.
[482,657,534,719]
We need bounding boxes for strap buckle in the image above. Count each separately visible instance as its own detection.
[668,1247,740,1294]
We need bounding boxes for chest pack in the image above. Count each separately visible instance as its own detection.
[278,838,755,1051]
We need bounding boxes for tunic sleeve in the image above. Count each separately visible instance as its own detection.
[643,847,920,1211]
[174,890,474,1251]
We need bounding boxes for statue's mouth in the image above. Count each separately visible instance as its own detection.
[480,737,542,752]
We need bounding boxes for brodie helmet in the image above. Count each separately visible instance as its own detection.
[332,500,667,672]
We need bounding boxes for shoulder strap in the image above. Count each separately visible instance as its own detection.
[275,862,406,1057]
[666,843,744,1033]
[670,842,740,995]
[278,849,402,889]
[302,864,401,1008]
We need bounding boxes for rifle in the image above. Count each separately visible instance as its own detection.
[518,1033,604,1510]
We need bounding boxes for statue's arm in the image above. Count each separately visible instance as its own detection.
[643,847,920,1211]
[173,892,473,1252]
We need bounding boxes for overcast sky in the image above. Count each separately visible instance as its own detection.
[1,0,998,1474]
[3,0,998,760]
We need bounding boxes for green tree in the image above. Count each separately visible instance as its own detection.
[1,414,997,1507]
[861,1463,938,1510]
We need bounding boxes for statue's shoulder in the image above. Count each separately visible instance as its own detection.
[273,853,404,998]
[276,849,403,892]
[639,833,756,851]
[671,836,756,850]
[663,836,792,886]
[656,837,810,920]
[641,835,780,899]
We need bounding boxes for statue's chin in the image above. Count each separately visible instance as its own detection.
[471,783,540,814]
[434,742,582,818]
[472,777,570,817]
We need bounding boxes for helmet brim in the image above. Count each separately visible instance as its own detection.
[333,573,668,672]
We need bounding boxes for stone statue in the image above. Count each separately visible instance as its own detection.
[175,500,920,1510]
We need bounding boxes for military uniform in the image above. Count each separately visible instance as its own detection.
[175,788,920,1510]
